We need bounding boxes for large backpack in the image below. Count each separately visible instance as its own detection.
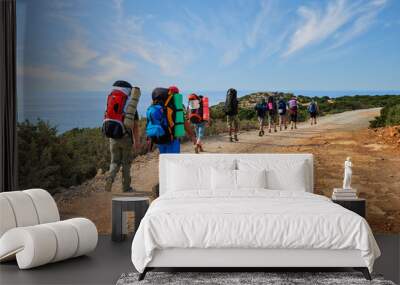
[102,90,129,139]
[278,100,287,114]
[288,98,298,110]
[255,103,266,117]
[225,88,238,116]
[308,102,317,113]
[267,97,276,115]
[145,88,176,144]
[146,103,169,144]
[188,94,203,124]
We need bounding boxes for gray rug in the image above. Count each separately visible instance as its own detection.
[117,272,396,285]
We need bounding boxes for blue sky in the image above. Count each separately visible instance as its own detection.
[17,0,400,93]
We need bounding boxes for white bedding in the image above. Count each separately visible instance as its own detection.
[131,190,380,273]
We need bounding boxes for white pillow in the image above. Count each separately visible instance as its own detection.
[211,168,236,191]
[266,164,307,192]
[167,160,236,192]
[238,159,308,191]
[236,169,267,189]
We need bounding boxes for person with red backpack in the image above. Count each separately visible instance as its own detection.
[103,80,141,193]
[188,94,210,153]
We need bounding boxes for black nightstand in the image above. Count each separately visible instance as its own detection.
[332,198,366,218]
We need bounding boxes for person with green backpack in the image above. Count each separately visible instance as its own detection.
[146,86,195,154]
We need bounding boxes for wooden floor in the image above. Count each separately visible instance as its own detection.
[0,234,399,285]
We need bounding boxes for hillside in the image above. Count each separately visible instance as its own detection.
[211,92,400,122]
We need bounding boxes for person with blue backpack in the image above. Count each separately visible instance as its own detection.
[146,87,195,154]
[277,96,288,131]
[308,99,319,125]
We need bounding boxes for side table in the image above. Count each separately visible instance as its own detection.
[112,196,149,242]
[332,198,366,218]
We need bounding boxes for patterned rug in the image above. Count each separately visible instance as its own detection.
[116,271,396,285]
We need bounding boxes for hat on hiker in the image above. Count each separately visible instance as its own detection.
[112,80,133,96]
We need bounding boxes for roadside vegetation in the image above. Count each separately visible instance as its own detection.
[370,104,400,128]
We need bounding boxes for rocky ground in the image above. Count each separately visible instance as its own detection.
[54,108,400,234]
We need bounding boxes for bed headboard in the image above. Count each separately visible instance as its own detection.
[159,153,314,196]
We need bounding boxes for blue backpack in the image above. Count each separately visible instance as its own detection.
[278,100,286,113]
[146,104,168,143]
[308,102,317,113]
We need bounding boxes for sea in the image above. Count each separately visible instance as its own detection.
[18,90,400,133]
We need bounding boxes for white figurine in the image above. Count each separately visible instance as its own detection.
[343,157,352,190]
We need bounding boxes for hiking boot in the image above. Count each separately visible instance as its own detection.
[105,178,113,192]
[258,131,262,137]
[198,144,204,152]
[285,126,287,130]
[269,129,271,133]
[123,187,135,193]
[234,135,239,142]
[195,145,199,154]
[274,129,277,133]
[230,137,234,142]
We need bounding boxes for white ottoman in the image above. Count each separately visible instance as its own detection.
[0,189,98,269]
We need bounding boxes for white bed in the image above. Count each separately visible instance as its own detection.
[131,154,380,280]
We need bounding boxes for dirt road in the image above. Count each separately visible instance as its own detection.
[57,108,400,233]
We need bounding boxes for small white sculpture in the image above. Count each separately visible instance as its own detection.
[343,157,352,190]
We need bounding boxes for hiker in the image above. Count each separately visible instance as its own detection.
[225,88,239,142]
[277,96,288,131]
[288,95,298,130]
[308,100,319,125]
[267,96,277,133]
[103,80,141,193]
[146,86,195,154]
[254,98,267,136]
[188,94,210,153]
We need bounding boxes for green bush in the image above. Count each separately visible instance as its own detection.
[370,104,400,128]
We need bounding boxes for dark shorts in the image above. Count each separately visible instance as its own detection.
[290,112,297,122]
[310,112,317,118]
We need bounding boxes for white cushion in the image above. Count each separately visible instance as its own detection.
[1,192,39,227]
[0,196,16,237]
[238,159,308,191]
[211,168,236,191]
[23,189,60,224]
[42,221,79,262]
[65,218,98,257]
[237,169,267,189]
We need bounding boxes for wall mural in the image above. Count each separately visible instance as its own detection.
[17,0,400,234]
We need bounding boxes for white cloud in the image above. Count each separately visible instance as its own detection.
[284,0,387,56]
[246,0,272,48]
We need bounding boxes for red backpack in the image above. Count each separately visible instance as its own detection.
[102,90,129,139]
[188,94,203,124]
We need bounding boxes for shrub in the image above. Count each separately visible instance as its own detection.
[370,104,400,128]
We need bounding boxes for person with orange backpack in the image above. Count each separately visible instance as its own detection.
[103,80,141,193]
[146,86,195,154]
[188,93,210,153]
